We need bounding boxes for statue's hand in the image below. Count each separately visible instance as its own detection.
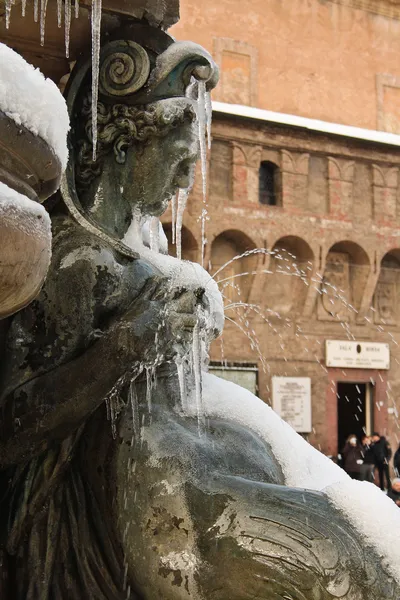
[164,285,206,346]
[107,277,205,364]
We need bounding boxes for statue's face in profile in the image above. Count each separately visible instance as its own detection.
[122,118,199,217]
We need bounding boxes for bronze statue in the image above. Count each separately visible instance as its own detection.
[0,23,399,600]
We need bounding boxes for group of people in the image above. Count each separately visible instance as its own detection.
[340,432,400,504]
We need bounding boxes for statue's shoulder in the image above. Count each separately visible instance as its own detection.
[48,213,160,300]
[50,214,112,267]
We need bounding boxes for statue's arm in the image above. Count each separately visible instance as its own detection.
[0,326,134,467]
[0,237,167,467]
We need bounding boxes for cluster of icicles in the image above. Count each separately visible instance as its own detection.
[4,0,102,159]
[171,80,212,265]
[3,0,212,186]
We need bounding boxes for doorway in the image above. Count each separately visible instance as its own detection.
[337,382,373,452]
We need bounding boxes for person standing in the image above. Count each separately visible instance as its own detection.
[371,432,392,491]
[360,435,375,482]
[387,478,400,506]
[342,435,364,480]
[393,442,400,477]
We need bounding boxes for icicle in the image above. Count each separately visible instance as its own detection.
[128,381,140,440]
[74,0,79,18]
[5,0,12,28]
[40,0,48,46]
[192,311,205,436]
[205,90,212,150]
[21,0,26,17]
[171,191,177,245]
[145,367,153,415]
[33,0,38,22]
[105,396,118,439]
[175,355,188,413]
[91,0,102,161]
[176,188,189,260]
[149,217,160,253]
[197,81,207,202]
[64,0,71,58]
[57,0,62,27]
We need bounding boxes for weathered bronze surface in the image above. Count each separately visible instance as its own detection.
[0,18,398,600]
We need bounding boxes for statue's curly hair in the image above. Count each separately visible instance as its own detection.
[75,94,197,191]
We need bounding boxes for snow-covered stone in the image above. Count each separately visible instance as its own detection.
[0,43,69,168]
[198,372,400,584]
[0,181,51,317]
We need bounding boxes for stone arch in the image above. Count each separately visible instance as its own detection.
[210,229,258,306]
[373,248,400,325]
[163,223,199,262]
[319,240,370,321]
[266,235,314,315]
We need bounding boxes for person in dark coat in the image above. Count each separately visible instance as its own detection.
[371,432,392,491]
[360,435,375,482]
[387,478,400,506]
[393,443,400,477]
[342,435,364,480]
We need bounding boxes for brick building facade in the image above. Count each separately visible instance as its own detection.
[167,0,400,456]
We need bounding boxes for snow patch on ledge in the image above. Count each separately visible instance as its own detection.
[0,43,69,169]
[0,181,51,239]
[213,101,400,148]
[199,372,400,584]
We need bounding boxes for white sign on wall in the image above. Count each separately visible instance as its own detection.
[209,367,258,395]
[272,377,312,433]
[326,340,390,370]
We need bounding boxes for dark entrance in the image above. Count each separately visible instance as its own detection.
[337,382,372,452]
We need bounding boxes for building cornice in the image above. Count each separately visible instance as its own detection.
[212,101,400,149]
[326,0,400,20]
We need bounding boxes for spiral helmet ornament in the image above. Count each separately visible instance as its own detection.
[99,40,151,99]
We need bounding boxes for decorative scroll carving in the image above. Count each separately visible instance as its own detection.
[327,157,355,217]
[231,142,263,205]
[375,281,397,324]
[318,251,350,321]
[372,164,399,220]
[374,254,400,324]
[280,150,309,210]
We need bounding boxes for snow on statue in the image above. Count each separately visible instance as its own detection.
[0,25,399,600]
[0,42,69,318]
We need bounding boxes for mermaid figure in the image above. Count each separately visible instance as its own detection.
[0,24,399,600]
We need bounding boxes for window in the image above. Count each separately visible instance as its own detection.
[259,161,279,206]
